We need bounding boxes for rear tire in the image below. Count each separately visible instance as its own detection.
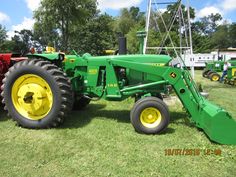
[207,71,215,78]
[130,97,170,134]
[209,73,220,81]
[1,59,73,128]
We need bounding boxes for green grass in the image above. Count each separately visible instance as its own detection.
[0,70,235,177]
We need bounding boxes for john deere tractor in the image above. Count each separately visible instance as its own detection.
[1,51,236,145]
[202,60,236,81]
[224,66,236,85]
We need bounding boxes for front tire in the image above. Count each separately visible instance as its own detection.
[1,59,73,128]
[130,97,170,134]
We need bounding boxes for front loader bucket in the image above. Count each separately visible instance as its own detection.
[197,100,236,145]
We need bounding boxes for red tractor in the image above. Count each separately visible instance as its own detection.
[0,53,27,91]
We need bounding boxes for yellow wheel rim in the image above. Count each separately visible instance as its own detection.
[140,107,162,128]
[11,74,53,120]
[212,75,219,81]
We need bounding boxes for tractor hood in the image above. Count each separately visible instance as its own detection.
[83,54,172,66]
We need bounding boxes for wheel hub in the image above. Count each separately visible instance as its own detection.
[23,92,34,104]
[11,74,53,120]
[17,83,48,113]
[148,114,153,120]
[140,107,162,128]
[212,75,219,81]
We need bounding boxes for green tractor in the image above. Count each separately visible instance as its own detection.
[1,51,236,145]
[202,60,236,81]
[224,66,236,85]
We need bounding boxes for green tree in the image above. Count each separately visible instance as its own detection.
[0,40,15,53]
[191,13,223,52]
[114,8,135,35]
[192,33,212,53]
[130,6,145,22]
[34,0,97,51]
[113,6,145,54]
[114,7,145,35]
[126,24,145,54]
[193,13,222,36]
[10,29,35,54]
[70,14,116,55]
[0,24,7,42]
[229,23,236,47]
[211,24,230,49]
[34,21,59,49]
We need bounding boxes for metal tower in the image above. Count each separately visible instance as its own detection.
[144,0,194,77]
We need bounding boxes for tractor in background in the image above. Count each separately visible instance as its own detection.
[224,66,236,85]
[0,53,27,93]
[202,60,236,81]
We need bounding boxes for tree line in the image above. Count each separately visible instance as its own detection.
[0,0,236,56]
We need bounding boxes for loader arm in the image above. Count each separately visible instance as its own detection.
[111,59,236,145]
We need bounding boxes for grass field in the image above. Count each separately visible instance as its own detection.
[0,70,235,177]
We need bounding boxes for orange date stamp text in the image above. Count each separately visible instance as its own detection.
[164,148,222,156]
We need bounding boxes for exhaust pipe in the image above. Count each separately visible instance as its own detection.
[118,37,127,55]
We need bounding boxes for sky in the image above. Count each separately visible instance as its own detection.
[0,0,236,38]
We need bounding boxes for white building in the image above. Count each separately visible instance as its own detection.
[181,53,217,67]
[179,48,236,67]
[218,48,236,60]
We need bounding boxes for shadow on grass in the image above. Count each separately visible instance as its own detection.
[60,103,194,132]
[160,127,175,135]
[170,111,196,127]
[62,104,177,134]
[0,101,196,132]
[0,106,9,122]
[61,103,130,129]
[169,111,198,130]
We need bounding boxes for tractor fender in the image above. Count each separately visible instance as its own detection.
[27,53,65,61]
